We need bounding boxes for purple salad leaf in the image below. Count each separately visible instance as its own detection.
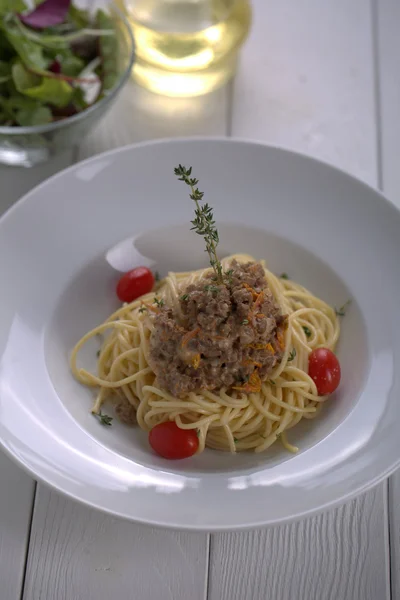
[48,59,61,73]
[19,0,71,30]
[51,103,77,119]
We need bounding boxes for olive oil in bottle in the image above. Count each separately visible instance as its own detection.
[116,0,251,97]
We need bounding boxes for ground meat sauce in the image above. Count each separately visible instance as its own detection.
[148,260,287,397]
[115,397,137,425]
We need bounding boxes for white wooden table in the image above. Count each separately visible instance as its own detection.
[1,1,400,598]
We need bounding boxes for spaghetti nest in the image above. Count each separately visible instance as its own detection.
[71,254,340,454]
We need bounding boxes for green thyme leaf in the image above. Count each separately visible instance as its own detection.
[335,299,351,317]
[93,411,113,426]
[241,319,249,325]
[180,294,189,301]
[287,348,296,362]
[280,273,289,280]
[302,326,312,338]
[225,268,234,283]
[153,297,164,308]
[204,284,219,294]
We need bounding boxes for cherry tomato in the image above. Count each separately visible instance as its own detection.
[116,267,155,303]
[149,421,199,459]
[308,348,341,395]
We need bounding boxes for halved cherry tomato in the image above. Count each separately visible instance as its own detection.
[308,348,341,395]
[116,267,155,303]
[149,421,199,459]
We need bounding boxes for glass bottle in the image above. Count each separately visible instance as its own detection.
[115,0,252,97]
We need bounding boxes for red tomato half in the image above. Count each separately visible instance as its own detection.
[149,422,199,460]
[116,267,155,303]
[308,348,341,395]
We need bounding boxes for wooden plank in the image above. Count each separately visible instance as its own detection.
[0,452,35,600]
[231,0,377,185]
[23,486,208,600]
[24,73,229,600]
[210,1,390,599]
[374,1,400,598]
[209,488,389,600]
[389,475,400,600]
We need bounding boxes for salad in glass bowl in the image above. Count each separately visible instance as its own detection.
[0,0,135,166]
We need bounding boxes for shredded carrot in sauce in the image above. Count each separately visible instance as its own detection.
[246,290,266,328]
[233,370,262,394]
[247,342,269,350]
[242,283,259,300]
[277,330,285,350]
[181,327,201,347]
[265,343,275,354]
[253,290,265,311]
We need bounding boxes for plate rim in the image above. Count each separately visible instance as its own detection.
[1,438,396,532]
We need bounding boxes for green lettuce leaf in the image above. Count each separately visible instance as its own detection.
[0,60,11,83]
[12,62,41,89]
[15,104,53,126]
[61,54,85,77]
[96,10,118,91]
[0,0,27,16]
[68,4,90,29]
[4,25,48,70]
[12,62,73,108]
[24,78,73,107]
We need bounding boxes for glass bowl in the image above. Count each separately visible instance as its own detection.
[0,1,135,168]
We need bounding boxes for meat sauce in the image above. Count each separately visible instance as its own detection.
[148,260,287,397]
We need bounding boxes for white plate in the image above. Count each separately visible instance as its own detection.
[0,138,399,531]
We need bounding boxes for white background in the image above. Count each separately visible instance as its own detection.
[1,1,399,598]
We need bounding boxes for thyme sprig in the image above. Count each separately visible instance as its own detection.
[93,411,113,426]
[335,299,351,317]
[174,165,224,285]
[153,296,164,308]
